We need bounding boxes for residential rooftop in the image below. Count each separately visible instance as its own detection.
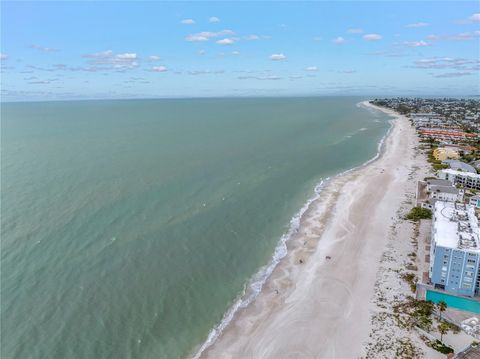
[442,160,477,173]
[441,169,480,179]
[433,201,480,252]
[429,185,460,194]
[426,178,455,187]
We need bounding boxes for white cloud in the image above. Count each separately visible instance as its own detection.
[411,57,480,71]
[270,53,287,61]
[216,38,236,45]
[347,28,364,34]
[186,34,209,42]
[0,53,7,60]
[363,34,383,41]
[433,71,474,78]
[427,32,480,41]
[188,70,224,75]
[238,75,282,80]
[405,22,430,28]
[470,13,480,23]
[84,50,138,69]
[185,29,235,42]
[151,66,167,72]
[148,55,160,61]
[198,50,206,55]
[28,79,59,85]
[231,51,240,55]
[209,16,220,23]
[117,53,136,59]
[181,19,195,25]
[404,40,431,47]
[457,13,480,24]
[244,34,260,40]
[30,44,59,52]
[305,66,318,71]
[334,36,346,44]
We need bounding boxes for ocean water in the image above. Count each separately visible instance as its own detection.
[1,97,391,359]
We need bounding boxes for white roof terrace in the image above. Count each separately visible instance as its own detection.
[433,201,480,252]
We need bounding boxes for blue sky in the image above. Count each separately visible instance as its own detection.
[1,1,479,101]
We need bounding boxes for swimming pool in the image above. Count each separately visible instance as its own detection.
[426,290,480,314]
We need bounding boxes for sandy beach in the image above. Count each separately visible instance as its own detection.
[200,101,422,358]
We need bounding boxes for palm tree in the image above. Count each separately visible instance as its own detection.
[438,322,449,343]
[437,300,447,321]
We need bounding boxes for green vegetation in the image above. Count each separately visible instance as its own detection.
[396,104,411,115]
[414,300,435,331]
[430,339,454,354]
[437,301,447,321]
[371,100,387,107]
[406,207,432,221]
[432,163,449,170]
[438,322,449,342]
[401,272,417,293]
[394,298,435,330]
[462,151,480,163]
[446,321,461,334]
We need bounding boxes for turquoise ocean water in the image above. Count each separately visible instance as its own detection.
[1,97,391,359]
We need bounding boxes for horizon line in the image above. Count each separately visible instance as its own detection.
[2,93,479,104]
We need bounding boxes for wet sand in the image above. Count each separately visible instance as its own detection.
[201,101,417,359]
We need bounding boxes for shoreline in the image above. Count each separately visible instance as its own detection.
[192,100,409,358]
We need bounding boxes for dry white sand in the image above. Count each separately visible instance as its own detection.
[199,101,423,358]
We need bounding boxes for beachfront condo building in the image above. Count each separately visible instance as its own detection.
[430,201,480,297]
[439,169,480,191]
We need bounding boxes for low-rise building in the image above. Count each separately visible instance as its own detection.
[433,147,460,161]
[429,185,464,202]
[419,129,478,141]
[439,169,480,190]
[418,179,464,210]
[430,201,480,297]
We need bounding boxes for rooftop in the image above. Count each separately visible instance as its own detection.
[420,129,477,137]
[427,178,455,187]
[441,169,480,179]
[433,201,480,252]
[411,113,438,117]
[430,185,460,194]
[442,160,477,174]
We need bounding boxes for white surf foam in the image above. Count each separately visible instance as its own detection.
[191,102,395,359]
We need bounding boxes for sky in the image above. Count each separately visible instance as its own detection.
[1,1,479,101]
